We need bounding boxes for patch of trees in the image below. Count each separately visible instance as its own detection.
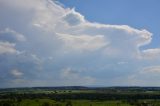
[1,93,160,101]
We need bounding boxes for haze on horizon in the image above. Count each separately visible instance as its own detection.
[0,0,160,88]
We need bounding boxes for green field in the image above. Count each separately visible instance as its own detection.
[0,99,133,106]
[1,87,160,106]
[1,99,160,106]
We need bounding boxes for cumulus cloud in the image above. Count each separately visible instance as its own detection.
[57,33,108,53]
[0,0,159,87]
[141,66,160,73]
[122,66,160,86]
[0,28,26,42]
[0,42,17,54]
[11,69,23,77]
[60,68,95,85]
[141,49,160,59]
[63,9,85,26]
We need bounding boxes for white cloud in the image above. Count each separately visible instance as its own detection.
[0,42,17,54]
[60,68,95,85]
[63,9,85,26]
[141,66,160,73]
[141,49,160,59]
[11,69,23,77]
[0,0,160,87]
[58,33,108,53]
[120,66,160,86]
[32,0,66,31]
[1,0,153,57]
[0,28,26,42]
[54,20,153,58]
[117,61,128,65]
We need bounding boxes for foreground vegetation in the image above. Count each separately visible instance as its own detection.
[1,86,160,106]
[1,99,160,106]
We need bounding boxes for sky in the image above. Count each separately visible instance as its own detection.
[59,0,160,49]
[0,0,160,88]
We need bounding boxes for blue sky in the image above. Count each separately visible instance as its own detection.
[0,0,160,88]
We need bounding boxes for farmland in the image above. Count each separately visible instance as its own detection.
[1,86,160,106]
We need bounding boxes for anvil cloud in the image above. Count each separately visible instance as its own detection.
[0,0,160,87]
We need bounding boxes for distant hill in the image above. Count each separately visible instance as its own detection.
[1,86,160,91]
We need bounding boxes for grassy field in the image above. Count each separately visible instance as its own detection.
[0,99,132,106]
[1,99,160,106]
[1,87,160,106]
